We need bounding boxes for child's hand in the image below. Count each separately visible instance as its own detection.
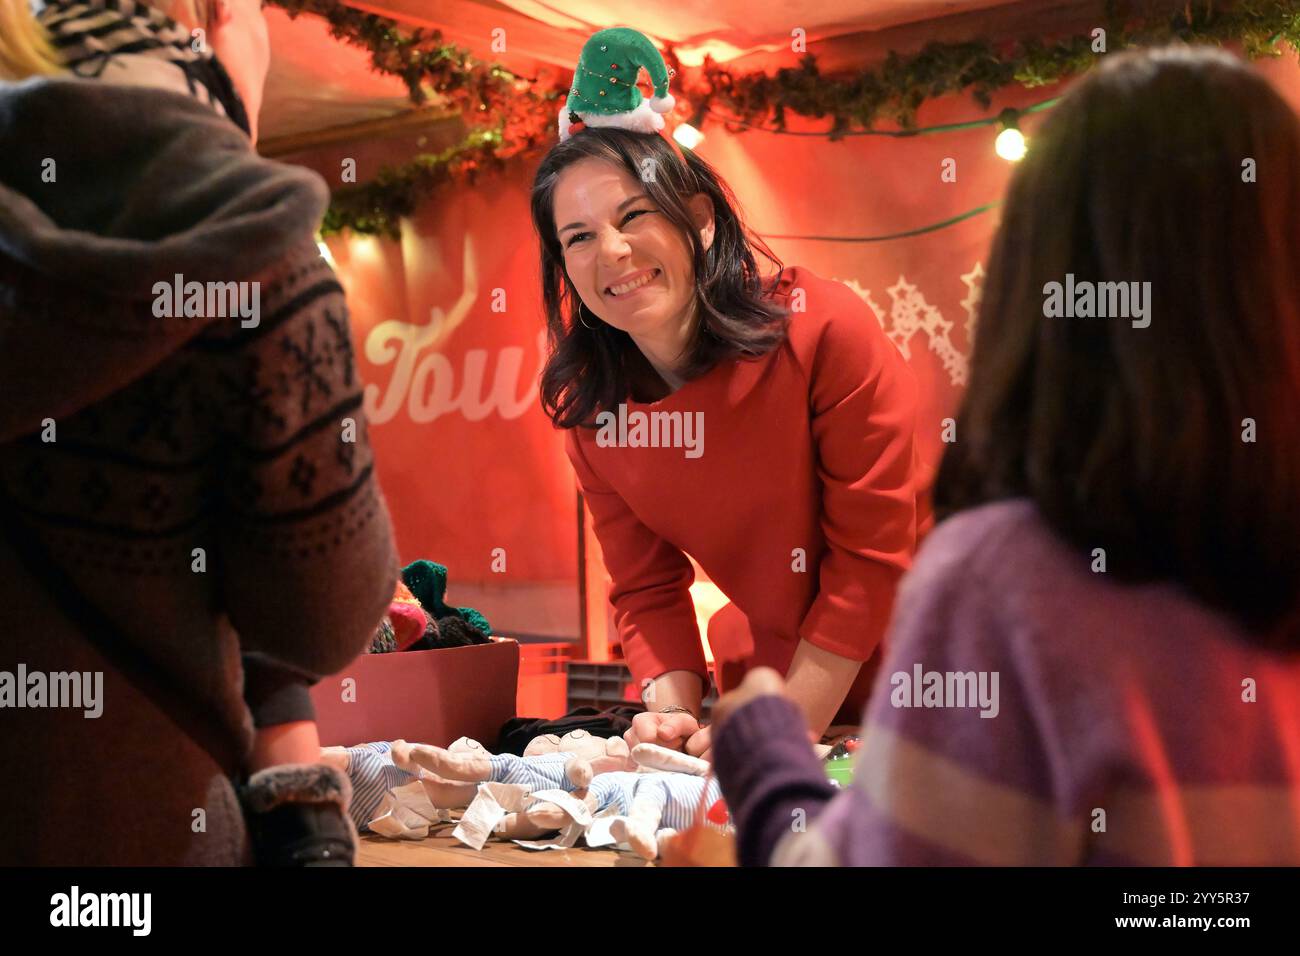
[684,724,712,762]
[711,667,788,731]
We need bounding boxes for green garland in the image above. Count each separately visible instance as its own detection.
[319,128,501,235]
[268,0,1300,236]
[270,0,525,107]
[269,0,565,236]
[691,0,1300,137]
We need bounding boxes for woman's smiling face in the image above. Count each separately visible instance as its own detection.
[553,156,714,340]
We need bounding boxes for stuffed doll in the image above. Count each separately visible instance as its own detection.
[465,743,722,855]
[481,770,726,859]
[321,737,486,830]
[521,728,630,763]
[415,735,725,856]
[390,730,635,810]
[585,770,725,860]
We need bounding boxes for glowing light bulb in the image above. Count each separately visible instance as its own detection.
[995,126,1027,162]
[673,123,705,150]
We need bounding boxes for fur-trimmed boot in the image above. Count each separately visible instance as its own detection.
[240,764,358,867]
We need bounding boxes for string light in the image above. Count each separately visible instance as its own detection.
[674,104,707,149]
[995,108,1027,162]
[759,201,1000,243]
[673,123,705,149]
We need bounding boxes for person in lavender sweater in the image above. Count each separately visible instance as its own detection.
[711,45,1300,866]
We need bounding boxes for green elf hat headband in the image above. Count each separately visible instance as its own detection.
[559,26,678,143]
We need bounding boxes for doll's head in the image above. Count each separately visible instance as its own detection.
[448,736,487,754]
[524,729,633,770]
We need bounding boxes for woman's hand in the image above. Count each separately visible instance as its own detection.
[623,709,703,755]
[627,670,709,755]
[711,666,788,732]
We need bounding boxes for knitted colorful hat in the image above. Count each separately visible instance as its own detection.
[560,27,677,142]
[367,580,436,653]
[401,559,492,637]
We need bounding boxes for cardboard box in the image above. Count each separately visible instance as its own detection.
[309,638,520,748]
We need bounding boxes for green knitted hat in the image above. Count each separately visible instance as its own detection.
[401,559,492,637]
[560,27,676,141]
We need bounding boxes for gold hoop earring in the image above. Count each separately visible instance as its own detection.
[578,303,600,330]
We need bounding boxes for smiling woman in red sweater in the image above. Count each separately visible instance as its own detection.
[530,127,925,758]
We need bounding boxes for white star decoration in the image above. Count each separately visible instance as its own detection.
[960,262,985,347]
[836,265,984,387]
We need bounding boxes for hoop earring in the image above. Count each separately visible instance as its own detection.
[578,303,600,330]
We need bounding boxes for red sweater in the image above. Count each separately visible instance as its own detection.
[566,266,925,718]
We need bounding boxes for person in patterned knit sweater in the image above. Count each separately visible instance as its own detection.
[0,0,398,864]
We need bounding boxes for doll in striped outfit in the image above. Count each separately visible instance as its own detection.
[582,771,726,860]
[497,743,730,857]
[480,770,726,856]
[390,730,636,809]
[320,737,490,830]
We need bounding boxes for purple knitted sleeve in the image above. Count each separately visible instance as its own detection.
[712,695,838,866]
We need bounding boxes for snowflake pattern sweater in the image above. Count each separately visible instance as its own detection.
[0,77,398,864]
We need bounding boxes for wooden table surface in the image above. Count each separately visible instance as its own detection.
[355,817,655,867]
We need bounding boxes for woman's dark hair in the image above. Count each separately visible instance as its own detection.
[531,127,789,428]
[935,45,1300,643]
